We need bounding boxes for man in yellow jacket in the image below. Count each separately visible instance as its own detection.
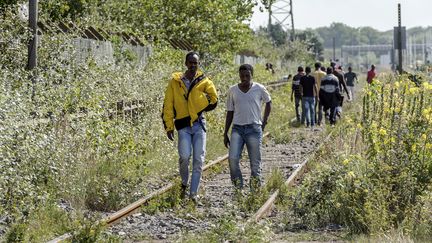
[162,52,218,203]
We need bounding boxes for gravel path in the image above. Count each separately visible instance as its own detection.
[107,126,325,241]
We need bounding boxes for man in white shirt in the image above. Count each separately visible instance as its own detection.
[223,64,272,190]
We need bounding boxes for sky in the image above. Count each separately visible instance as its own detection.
[250,0,432,31]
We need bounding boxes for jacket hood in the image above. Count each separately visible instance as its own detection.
[172,70,204,82]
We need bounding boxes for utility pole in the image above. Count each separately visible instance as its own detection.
[423,35,427,64]
[268,3,272,31]
[289,0,295,41]
[28,0,38,73]
[333,37,336,61]
[397,3,403,74]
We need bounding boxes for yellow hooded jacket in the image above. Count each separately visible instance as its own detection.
[162,70,218,132]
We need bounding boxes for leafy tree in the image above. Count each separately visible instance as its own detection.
[38,0,257,57]
[295,30,323,59]
[0,0,19,12]
[40,0,87,21]
[268,23,287,46]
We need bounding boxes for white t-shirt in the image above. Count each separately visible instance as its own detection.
[226,82,271,125]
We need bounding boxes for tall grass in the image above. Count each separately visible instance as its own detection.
[285,74,432,240]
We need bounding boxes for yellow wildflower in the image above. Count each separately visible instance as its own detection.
[409,87,419,95]
[342,159,349,166]
[422,82,432,90]
[395,81,400,88]
[348,171,355,178]
[412,144,417,152]
[379,128,387,136]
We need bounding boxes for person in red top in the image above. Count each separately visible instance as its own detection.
[367,64,376,84]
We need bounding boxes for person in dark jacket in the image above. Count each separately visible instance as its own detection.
[299,66,318,128]
[291,66,305,123]
[319,67,342,125]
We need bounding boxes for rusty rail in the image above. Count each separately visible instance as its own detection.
[47,80,288,242]
[249,128,335,223]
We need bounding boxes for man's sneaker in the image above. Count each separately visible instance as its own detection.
[180,184,187,199]
[190,193,201,206]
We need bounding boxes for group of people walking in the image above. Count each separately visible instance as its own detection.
[291,62,362,127]
[162,52,370,204]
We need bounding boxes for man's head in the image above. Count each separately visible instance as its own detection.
[320,66,326,72]
[305,66,311,74]
[348,66,352,72]
[330,61,337,68]
[314,62,321,70]
[297,66,304,73]
[326,67,333,74]
[185,52,200,73]
[239,64,253,83]
[371,64,376,70]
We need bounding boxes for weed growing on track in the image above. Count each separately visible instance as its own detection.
[0,12,278,241]
[0,2,317,239]
[180,216,272,243]
[281,74,432,240]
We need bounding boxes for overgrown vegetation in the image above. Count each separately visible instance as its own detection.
[284,75,432,240]
[0,2,307,240]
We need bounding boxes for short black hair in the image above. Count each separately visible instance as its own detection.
[330,61,336,67]
[185,51,199,62]
[314,62,321,69]
[297,66,304,72]
[326,67,333,74]
[305,66,312,73]
[239,64,254,76]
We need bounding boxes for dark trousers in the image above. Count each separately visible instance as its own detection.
[329,107,337,124]
[315,101,324,125]
[295,96,304,123]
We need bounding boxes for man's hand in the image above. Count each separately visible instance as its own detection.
[167,131,174,141]
[290,95,293,102]
[224,133,230,148]
[261,122,267,132]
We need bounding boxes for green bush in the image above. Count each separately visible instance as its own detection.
[287,75,432,239]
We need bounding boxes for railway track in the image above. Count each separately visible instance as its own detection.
[48,80,334,242]
[103,127,326,241]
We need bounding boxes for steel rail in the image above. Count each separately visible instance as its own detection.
[47,81,288,242]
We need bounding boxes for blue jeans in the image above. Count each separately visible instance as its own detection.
[302,96,315,126]
[178,121,206,196]
[228,124,263,189]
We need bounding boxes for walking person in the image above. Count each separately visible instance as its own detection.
[300,66,318,128]
[344,66,358,101]
[319,67,342,126]
[224,64,272,191]
[367,64,376,84]
[313,62,326,125]
[331,62,350,98]
[162,52,218,203]
[331,62,350,118]
[291,66,305,123]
